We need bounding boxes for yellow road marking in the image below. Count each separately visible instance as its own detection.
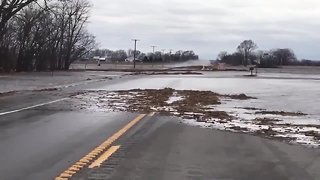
[75,162,86,166]
[72,164,84,168]
[55,114,146,180]
[79,159,90,163]
[64,170,76,175]
[59,173,72,178]
[55,178,68,180]
[68,167,80,171]
[89,145,120,168]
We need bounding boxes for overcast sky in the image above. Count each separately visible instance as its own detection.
[88,0,320,60]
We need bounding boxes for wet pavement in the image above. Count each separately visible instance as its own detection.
[0,74,137,179]
[0,110,136,180]
[0,71,127,93]
[0,70,320,180]
[77,116,320,180]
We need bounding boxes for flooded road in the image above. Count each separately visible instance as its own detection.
[0,68,319,180]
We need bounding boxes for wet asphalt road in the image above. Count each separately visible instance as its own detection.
[0,75,137,179]
[0,110,136,180]
[80,116,320,180]
[0,73,320,180]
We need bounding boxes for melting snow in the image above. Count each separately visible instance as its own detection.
[166,93,184,104]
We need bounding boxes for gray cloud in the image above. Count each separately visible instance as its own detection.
[88,0,320,60]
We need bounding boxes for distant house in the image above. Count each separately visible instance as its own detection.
[93,56,100,61]
[99,57,107,61]
[93,56,110,62]
[125,57,142,62]
[125,57,134,62]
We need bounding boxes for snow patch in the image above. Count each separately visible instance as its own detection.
[166,93,184,104]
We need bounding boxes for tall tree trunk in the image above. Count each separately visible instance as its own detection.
[16,50,25,72]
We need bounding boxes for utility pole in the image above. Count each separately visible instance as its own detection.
[150,45,157,65]
[243,50,246,66]
[151,46,156,53]
[132,39,140,69]
[169,49,173,62]
[161,49,165,67]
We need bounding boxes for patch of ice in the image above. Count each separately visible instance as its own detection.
[276,134,320,147]
[166,96,184,104]
[172,112,180,116]
[112,102,128,106]
[166,92,184,104]
[184,112,204,116]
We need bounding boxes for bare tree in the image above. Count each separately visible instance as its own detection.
[69,30,96,63]
[218,51,228,61]
[62,0,91,69]
[0,0,40,70]
[237,40,258,66]
[15,5,47,71]
[271,48,296,65]
[0,0,96,72]
[0,19,17,70]
[110,50,127,62]
[0,0,39,40]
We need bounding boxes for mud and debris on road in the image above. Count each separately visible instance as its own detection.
[0,91,17,97]
[128,71,203,76]
[32,88,59,92]
[255,110,307,116]
[70,87,320,148]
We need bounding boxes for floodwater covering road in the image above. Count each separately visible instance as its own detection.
[0,69,319,180]
[87,71,320,147]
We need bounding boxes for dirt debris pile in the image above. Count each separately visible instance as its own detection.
[71,88,319,148]
[73,88,247,122]
[129,71,203,76]
[255,111,306,116]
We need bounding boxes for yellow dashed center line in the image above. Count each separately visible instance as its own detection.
[89,145,121,168]
[55,113,148,180]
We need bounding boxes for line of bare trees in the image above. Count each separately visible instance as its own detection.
[217,40,308,67]
[0,0,96,72]
[90,49,199,63]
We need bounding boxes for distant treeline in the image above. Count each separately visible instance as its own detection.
[0,0,96,72]
[90,49,199,63]
[298,59,320,66]
[217,40,320,67]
